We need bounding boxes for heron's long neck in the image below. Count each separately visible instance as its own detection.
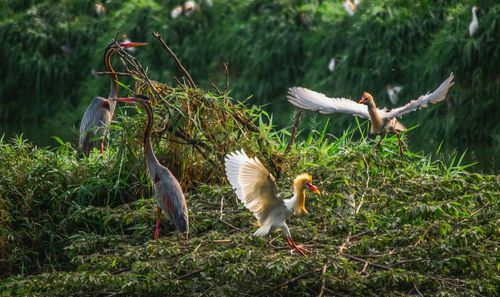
[141,102,160,176]
[367,100,383,132]
[105,46,118,116]
[291,185,307,215]
[472,9,478,23]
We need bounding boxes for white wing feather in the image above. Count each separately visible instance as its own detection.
[287,87,372,119]
[382,73,454,119]
[224,150,282,223]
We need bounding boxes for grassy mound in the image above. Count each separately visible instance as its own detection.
[0,113,498,295]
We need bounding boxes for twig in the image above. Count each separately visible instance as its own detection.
[152,32,196,88]
[350,230,372,240]
[219,196,224,220]
[342,253,391,270]
[457,202,492,224]
[389,257,424,268]
[211,239,232,243]
[257,269,321,297]
[413,282,424,297]
[358,261,369,275]
[429,276,484,296]
[96,71,133,77]
[110,267,130,275]
[414,221,437,246]
[317,263,328,297]
[231,109,259,133]
[331,208,345,221]
[211,82,223,95]
[113,41,167,108]
[284,110,303,155]
[173,76,186,90]
[223,62,229,93]
[176,268,203,280]
[355,155,370,214]
[338,231,351,254]
[219,218,242,231]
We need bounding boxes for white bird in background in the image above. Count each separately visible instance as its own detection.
[94,2,106,17]
[328,58,336,73]
[386,84,403,105]
[184,0,197,17]
[354,0,362,6]
[121,34,136,53]
[469,6,479,37]
[171,5,184,19]
[287,73,455,155]
[225,150,321,256]
[343,0,356,16]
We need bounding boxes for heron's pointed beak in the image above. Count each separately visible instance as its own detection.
[112,97,138,103]
[306,182,321,195]
[120,42,148,48]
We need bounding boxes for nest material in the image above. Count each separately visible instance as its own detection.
[113,32,286,187]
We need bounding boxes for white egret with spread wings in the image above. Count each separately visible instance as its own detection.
[225,150,321,256]
[287,73,455,155]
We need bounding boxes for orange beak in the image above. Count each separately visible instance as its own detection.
[358,96,367,104]
[111,97,138,103]
[111,95,150,103]
[306,182,321,195]
[119,41,148,48]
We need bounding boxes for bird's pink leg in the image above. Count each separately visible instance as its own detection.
[375,132,387,151]
[394,130,404,156]
[154,206,162,240]
[100,140,104,155]
[285,235,307,256]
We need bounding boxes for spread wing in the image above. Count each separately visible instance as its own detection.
[383,73,454,119]
[224,150,283,223]
[287,87,372,119]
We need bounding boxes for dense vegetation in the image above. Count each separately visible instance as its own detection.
[1,0,499,148]
[0,117,498,295]
[1,53,499,293]
[0,1,499,295]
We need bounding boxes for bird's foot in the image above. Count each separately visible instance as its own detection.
[285,236,307,257]
[294,244,309,255]
[398,145,405,157]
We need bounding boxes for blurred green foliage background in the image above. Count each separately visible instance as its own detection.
[0,0,498,169]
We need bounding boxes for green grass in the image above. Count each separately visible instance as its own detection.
[1,0,499,147]
[0,99,498,295]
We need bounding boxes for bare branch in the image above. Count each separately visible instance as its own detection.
[151,32,196,88]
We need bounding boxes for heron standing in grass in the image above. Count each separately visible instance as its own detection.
[112,96,189,239]
[287,73,455,155]
[225,150,321,256]
[79,41,147,156]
